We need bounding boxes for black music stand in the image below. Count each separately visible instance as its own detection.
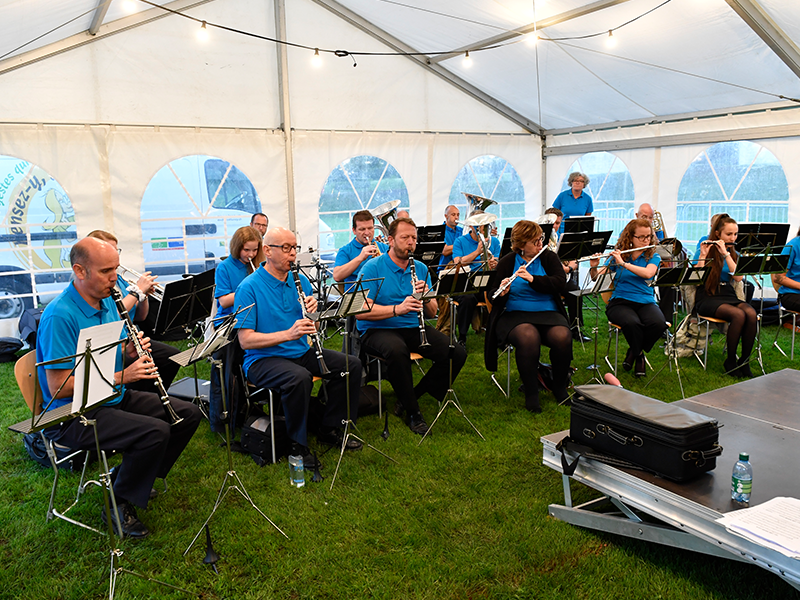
[572,267,616,385]
[33,331,190,599]
[644,262,710,398]
[413,225,446,281]
[563,216,595,234]
[184,303,288,561]
[735,223,790,254]
[327,280,396,490]
[418,265,488,444]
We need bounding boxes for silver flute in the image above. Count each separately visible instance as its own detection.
[110,288,183,425]
[290,263,330,375]
[408,258,431,347]
[492,246,548,300]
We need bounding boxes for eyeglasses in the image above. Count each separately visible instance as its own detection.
[633,234,651,242]
[268,244,300,254]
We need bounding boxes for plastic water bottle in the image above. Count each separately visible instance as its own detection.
[731,452,752,504]
[288,454,305,488]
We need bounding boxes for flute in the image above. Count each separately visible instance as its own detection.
[290,263,330,375]
[249,258,256,274]
[492,246,548,300]
[110,288,183,425]
[577,244,660,263]
[408,258,431,348]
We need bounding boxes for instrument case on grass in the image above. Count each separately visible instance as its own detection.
[561,385,722,482]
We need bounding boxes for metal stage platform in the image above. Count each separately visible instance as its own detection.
[541,369,800,591]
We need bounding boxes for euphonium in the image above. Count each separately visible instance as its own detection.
[653,210,666,237]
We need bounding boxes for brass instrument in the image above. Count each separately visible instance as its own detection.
[463,211,498,267]
[290,263,330,375]
[117,265,163,302]
[463,192,498,218]
[370,200,401,246]
[408,258,431,347]
[653,210,666,237]
[110,288,183,425]
[492,246,548,300]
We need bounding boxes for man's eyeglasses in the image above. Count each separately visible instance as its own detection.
[268,244,301,254]
[633,234,651,242]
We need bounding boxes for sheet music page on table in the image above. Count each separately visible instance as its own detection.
[717,496,800,558]
[72,321,124,414]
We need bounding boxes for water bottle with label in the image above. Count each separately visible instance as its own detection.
[288,454,305,488]
[731,452,752,504]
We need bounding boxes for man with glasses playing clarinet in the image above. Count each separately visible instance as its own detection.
[235,228,362,469]
[357,217,467,435]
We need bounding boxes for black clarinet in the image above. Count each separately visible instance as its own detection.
[110,288,183,425]
[291,264,330,375]
[408,258,431,348]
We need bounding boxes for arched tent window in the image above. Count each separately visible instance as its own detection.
[448,155,524,237]
[141,155,261,282]
[0,156,77,322]
[318,156,409,260]
[563,152,634,245]
[676,141,789,254]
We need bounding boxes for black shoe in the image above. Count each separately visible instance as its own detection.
[101,501,149,539]
[393,402,405,418]
[737,357,753,379]
[723,355,739,377]
[407,411,429,435]
[457,337,467,350]
[622,348,634,372]
[634,353,646,378]
[552,386,571,404]
[317,428,363,451]
[109,466,158,501]
[525,397,542,413]
[291,444,322,470]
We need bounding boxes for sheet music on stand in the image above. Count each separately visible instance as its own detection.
[428,263,492,299]
[651,262,711,288]
[319,279,378,321]
[557,230,613,263]
[169,309,245,368]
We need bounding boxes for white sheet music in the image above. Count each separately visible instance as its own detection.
[72,321,124,414]
[717,496,800,558]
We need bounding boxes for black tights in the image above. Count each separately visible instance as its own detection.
[713,302,758,360]
[507,323,572,409]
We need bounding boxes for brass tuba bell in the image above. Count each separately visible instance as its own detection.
[462,192,498,219]
[370,199,401,246]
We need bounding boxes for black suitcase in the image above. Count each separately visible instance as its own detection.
[565,385,722,482]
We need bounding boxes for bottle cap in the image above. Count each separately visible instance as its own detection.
[739,452,749,461]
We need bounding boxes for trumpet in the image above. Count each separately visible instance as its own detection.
[117,265,164,302]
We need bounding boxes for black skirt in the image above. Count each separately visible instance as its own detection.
[695,282,741,316]
[496,310,570,345]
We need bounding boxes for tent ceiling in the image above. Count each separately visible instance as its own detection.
[1,0,800,132]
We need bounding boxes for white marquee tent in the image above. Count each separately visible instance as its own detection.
[1,0,799,337]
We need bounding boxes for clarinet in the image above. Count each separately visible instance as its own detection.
[291,263,330,375]
[408,258,431,348]
[110,288,183,425]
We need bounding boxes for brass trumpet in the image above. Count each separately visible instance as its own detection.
[117,265,163,302]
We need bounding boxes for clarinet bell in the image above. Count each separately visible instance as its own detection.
[203,524,220,574]
[381,411,390,440]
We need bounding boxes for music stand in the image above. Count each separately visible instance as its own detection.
[156,269,216,418]
[418,265,488,444]
[572,267,616,385]
[563,216,595,234]
[413,226,446,281]
[735,223,790,254]
[33,327,190,599]
[184,303,288,560]
[644,262,710,398]
[327,279,397,491]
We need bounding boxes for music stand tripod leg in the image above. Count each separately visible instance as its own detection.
[418,297,484,445]
[185,358,288,559]
[330,324,396,491]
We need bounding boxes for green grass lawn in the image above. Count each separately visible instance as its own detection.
[1,314,799,599]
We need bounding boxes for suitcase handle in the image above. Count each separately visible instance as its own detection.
[682,444,723,467]
[596,423,643,447]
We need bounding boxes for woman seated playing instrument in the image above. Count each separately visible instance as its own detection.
[695,216,757,378]
[485,220,572,413]
[589,219,667,377]
[773,224,800,313]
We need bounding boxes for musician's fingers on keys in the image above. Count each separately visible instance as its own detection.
[497,278,511,296]
[130,355,158,381]
[303,294,318,313]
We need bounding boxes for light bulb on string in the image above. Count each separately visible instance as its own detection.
[606,30,616,48]
[311,48,322,68]
[463,50,472,68]
[121,0,137,14]
[197,21,209,42]
[525,32,539,47]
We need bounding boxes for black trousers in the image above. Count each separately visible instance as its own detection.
[45,391,202,508]
[456,294,480,340]
[563,278,583,329]
[606,299,668,358]
[361,326,467,415]
[247,347,361,447]
[780,293,800,313]
[125,340,181,393]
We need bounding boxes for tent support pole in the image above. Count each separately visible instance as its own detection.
[275,0,297,232]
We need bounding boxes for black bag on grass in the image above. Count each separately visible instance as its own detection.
[23,432,95,472]
[240,413,290,466]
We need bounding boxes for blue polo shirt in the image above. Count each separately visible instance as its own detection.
[780,236,800,295]
[439,222,464,267]
[215,254,250,319]
[36,283,126,411]
[357,254,432,332]
[235,265,314,376]
[453,234,501,271]
[333,237,389,283]
[505,253,559,313]
[608,253,660,304]
[116,274,137,321]
[553,189,593,235]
